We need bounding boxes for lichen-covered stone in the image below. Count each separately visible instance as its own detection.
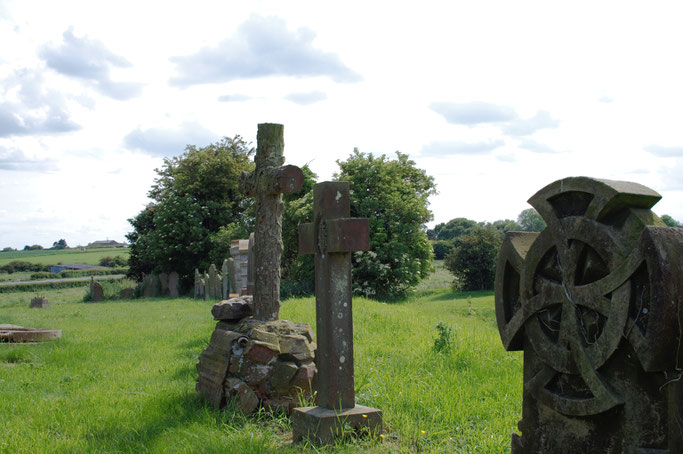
[212,296,253,321]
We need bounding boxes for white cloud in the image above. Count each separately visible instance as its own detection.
[420,140,504,157]
[123,122,220,157]
[169,15,362,87]
[284,91,327,105]
[430,101,516,125]
[644,145,683,157]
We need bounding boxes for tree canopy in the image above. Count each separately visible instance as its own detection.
[444,226,502,291]
[660,214,680,227]
[126,136,254,286]
[517,208,546,232]
[335,150,437,300]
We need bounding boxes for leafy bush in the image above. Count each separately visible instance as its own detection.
[99,256,128,267]
[445,227,502,291]
[433,322,453,353]
[0,261,47,274]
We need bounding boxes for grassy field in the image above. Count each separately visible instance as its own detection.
[0,276,522,453]
[0,248,130,267]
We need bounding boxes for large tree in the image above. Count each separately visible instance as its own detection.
[517,208,546,232]
[126,136,254,286]
[335,150,437,300]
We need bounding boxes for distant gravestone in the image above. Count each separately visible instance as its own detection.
[208,264,219,299]
[30,297,49,308]
[168,271,179,297]
[204,273,210,301]
[230,239,250,296]
[91,282,104,302]
[225,258,236,296]
[119,288,134,299]
[221,259,229,299]
[194,269,202,298]
[142,274,158,298]
[246,232,255,296]
[292,181,382,444]
[495,177,683,453]
[158,272,169,295]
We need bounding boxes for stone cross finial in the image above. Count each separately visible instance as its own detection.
[292,181,382,444]
[239,123,304,321]
[495,177,683,453]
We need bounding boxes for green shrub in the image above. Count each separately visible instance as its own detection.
[99,256,128,267]
[83,278,136,302]
[433,322,453,353]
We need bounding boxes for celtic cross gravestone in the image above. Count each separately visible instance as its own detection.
[239,123,304,320]
[495,177,683,453]
[292,181,382,444]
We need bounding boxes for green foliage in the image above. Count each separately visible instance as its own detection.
[0,279,117,294]
[517,208,546,232]
[431,239,454,260]
[430,217,478,241]
[23,244,44,251]
[29,267,127,280]
[51,239,68,249]
[445,227,502,291]
[433,322,453,353]
[126,136,254,288]
[660,214,681,227]
[83,278,136,301]
[2,247,16,252]
[335,150,436,300]
[490,218,522,233]
[280,165,317,298]
[98,255,128,267]
[0,260,47,274]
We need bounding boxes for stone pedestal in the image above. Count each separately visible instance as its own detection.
[292,405,382,444]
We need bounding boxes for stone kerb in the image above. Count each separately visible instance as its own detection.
[495,176,683,453]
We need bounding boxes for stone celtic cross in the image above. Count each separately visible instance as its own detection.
[292,181,382,444]
[239,123,304,321]
[495,177,683,453]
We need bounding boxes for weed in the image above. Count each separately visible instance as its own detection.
[433,322,453,353]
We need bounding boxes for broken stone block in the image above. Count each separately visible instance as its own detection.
[290,361,316,392]
[196,330,241,408]
[271,361,298,392]
[238,362,271,385]
[225,378,259,415]
[211,297,253,321]
[244,340,280,364]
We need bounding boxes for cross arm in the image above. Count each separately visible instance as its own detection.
[299,218,370,255]
[239,165,305,196]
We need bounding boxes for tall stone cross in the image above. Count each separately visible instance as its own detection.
[292,181,382,444]
[239,123,304,321]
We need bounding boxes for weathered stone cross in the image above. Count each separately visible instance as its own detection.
[292,181,382,444]
[239,123,304,321]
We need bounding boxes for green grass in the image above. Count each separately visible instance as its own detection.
[0,248,130,267]
[0,284,522,453]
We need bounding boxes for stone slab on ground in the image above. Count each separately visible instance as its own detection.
[0,325,62,342]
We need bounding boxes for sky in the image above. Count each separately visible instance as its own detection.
[1,0,682,249]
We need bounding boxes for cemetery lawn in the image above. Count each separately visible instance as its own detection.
[0,287,522,453]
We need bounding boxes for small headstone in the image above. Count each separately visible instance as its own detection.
[158,272,169,295]
[495,177,683,453]
[204,273,210,301]
[30,297,49,308]
[226,258,236,295]
[292,181,382,444]
[194,269,201,298]
[91,282,104,302]
[142,274,158,298]
[168,271,179,297]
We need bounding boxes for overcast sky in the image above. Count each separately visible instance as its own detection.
[1,0,682,249]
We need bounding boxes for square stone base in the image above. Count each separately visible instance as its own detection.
[291,405,382,444]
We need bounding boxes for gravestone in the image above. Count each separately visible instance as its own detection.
[142,274,158,298]
[495,177,683,453]
[292,181,382,444]
[221,259,230,299]
[168,271,179,297]
[196,123,315,416]
[208,264,219,299]
[204,273,210,301]
[91,281,104,301]
[194,269,202,298]
[159,272,169,295]
[247,232,255,296]
[30,297,49,308]
[119,288,135,299]
[239,123,304,320]
[226,258,236,296]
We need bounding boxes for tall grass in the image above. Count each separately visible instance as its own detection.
[0,285,521,453]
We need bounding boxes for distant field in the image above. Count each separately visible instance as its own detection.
[0,248,129,267]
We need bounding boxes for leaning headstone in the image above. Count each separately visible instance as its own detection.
[142,274,158,298]
[292,181,382,444]
[91,282,104,302]
[30,296,49,308]
[239,123,304,317]
[158,272,169,295]
[495,177,683,453]
[168,271,179,297]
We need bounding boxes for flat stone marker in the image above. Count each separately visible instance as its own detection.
[30,297,49,308]
[292,181,382,444]
[0,324,61,342]
[239,123,304,320]
[495,177,683,453]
